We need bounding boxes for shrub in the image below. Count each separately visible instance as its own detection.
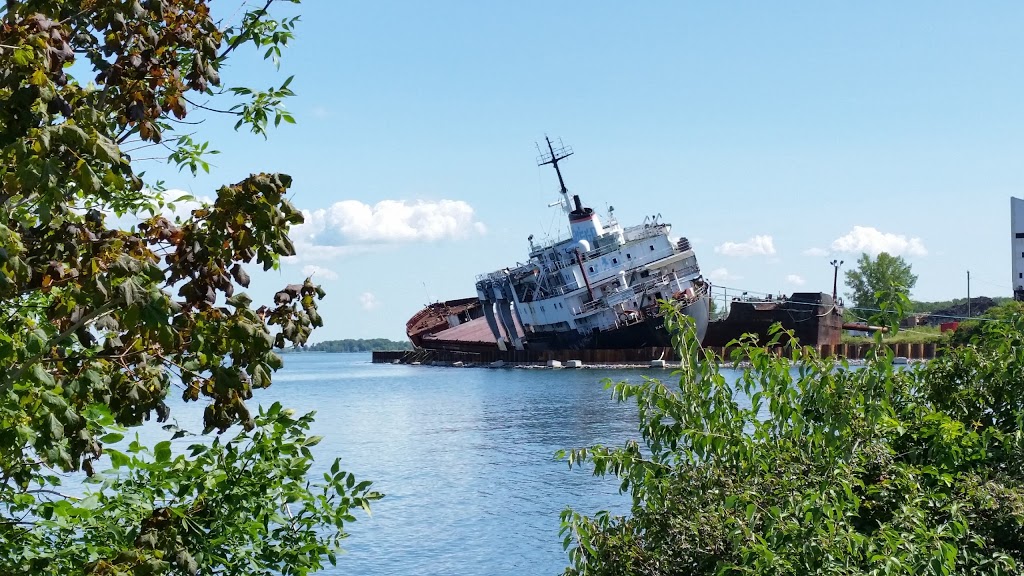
[560,305,1024,575]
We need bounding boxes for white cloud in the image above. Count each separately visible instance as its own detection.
[706,267,743,284]
[298,199,485,244]
[785,274,806,286]
[288,199,485,261]
[802,247,829,257]
[714,235,776,257]
[360,292,378,310]
[830,226,927,257]
[302,265,338,280]
[284,244,380,264]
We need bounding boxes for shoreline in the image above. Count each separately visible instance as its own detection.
[390,357,916,370]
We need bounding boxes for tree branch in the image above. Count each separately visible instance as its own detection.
[183,96,236,115]
[218,0,276,60]
[25,488,81,501]
[4,299,119,388]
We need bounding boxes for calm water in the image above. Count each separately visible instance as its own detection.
[95,353,746,575]
[275,353,644,576]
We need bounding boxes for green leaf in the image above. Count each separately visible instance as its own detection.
[12,46,32,66]
[32,364,55,386]
[100,432,124,444]
[48,413,64,440]
[154,440,172,463]
[118,278,141,306]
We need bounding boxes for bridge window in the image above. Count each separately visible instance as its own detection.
[588,266,595,273]
[649,245,655,251]
[612,258,618,264]
[626,253,631,259]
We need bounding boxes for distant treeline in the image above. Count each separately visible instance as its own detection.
[911,296,1012,314]
[307,338,412,353]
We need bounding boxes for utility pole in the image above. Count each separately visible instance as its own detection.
[967,270,971,318]
[830,259,844,303]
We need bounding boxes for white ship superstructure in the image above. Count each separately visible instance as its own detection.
[475,138,709,351]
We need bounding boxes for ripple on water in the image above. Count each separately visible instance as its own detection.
[65,353,748,576]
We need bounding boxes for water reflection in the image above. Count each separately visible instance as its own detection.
[68,353,754,576]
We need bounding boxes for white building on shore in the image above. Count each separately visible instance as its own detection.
[1012,197,1024,301]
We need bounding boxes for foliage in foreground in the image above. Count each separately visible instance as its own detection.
[561,304,1024,575]
[0,0,379,573]
[5,404,380,575]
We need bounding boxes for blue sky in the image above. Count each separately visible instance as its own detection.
[143,1,1024,341]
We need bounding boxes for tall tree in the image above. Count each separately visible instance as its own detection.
[844,252,918,313]
[0,1,379,574]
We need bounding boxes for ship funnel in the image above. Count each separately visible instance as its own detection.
[568,194,604,245]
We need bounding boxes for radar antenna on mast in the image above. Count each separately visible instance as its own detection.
[535,136,573,195]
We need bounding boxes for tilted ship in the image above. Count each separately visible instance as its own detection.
[407,138,710,352]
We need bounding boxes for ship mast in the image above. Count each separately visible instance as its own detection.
[536,136,573,214]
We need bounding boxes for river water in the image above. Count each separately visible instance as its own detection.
[102,353,747,575]
[275,353,645,576]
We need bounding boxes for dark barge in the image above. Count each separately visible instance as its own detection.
[703,292,843,348]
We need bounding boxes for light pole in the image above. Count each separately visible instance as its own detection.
[830,259,844,303]
[967,270,971,318]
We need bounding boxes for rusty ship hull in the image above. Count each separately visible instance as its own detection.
[406,291,839,355]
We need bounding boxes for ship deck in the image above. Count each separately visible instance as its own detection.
[406,298,480,336]
[420,315,525,349]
